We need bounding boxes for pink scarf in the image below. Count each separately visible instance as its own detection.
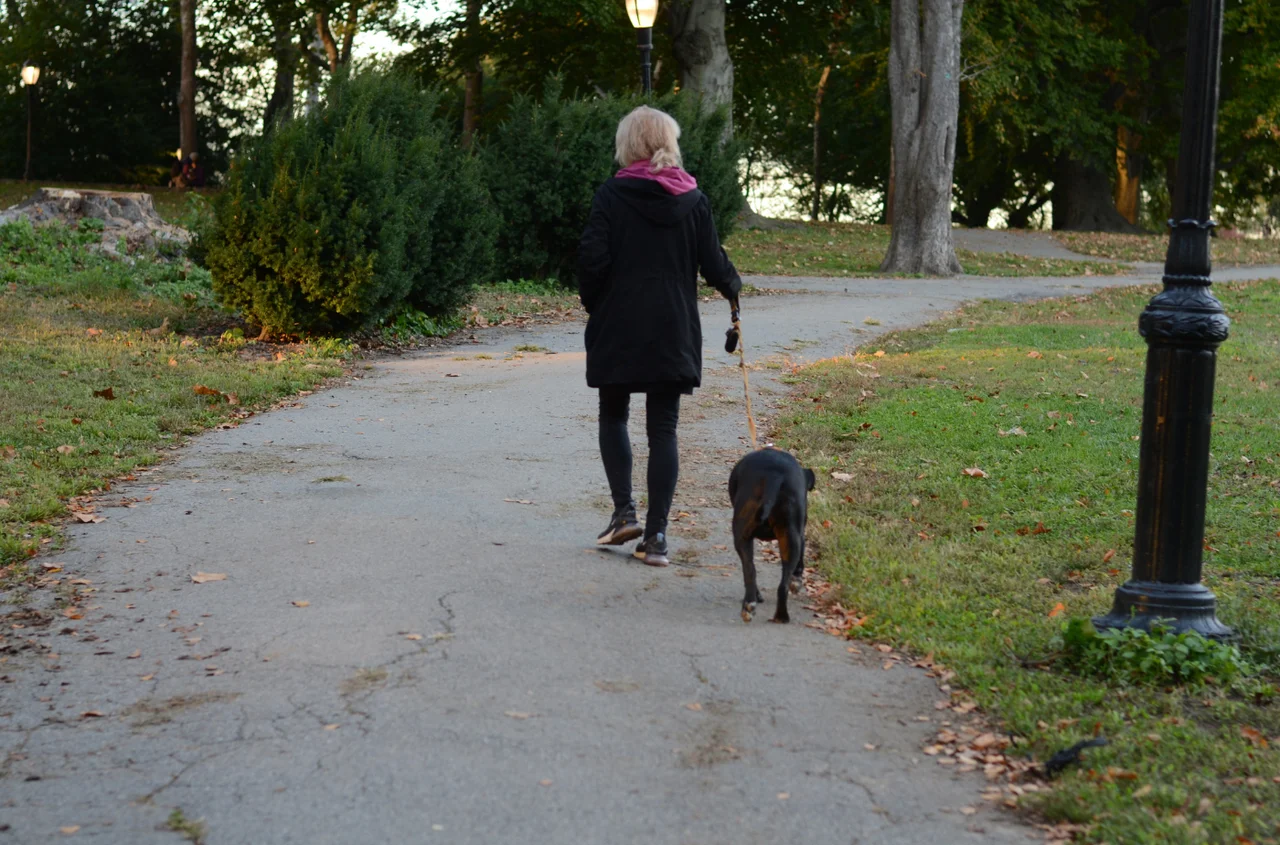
[616,159,698,195]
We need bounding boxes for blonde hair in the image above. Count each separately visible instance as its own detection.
[615,106,683,171]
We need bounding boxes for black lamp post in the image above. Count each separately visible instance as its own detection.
[625,0,659,95]
[21,60,40,182]
[1094,0,1233,640]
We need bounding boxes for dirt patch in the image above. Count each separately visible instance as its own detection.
[125,691,241,727]
[340,667,388,697]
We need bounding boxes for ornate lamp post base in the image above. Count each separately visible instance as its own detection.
[1094,580,1234,640]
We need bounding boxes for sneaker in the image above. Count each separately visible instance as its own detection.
[634,533,669,567]
[597,503,642,545]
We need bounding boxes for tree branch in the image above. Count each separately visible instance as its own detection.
[315,9,339,72]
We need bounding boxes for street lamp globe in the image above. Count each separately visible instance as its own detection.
[21,61,40,87]
[626,0,659,28]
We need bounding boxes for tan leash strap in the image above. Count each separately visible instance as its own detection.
[733,317,758,450]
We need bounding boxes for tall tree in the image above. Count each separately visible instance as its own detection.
[880,0,964,275]
[668,0,733,120]
[179,0,199,157]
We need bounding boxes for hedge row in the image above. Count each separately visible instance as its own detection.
[202,71,743,337]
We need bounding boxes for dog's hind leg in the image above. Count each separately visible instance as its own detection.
[734,521,759,623]
[789,534,806,595]
[772,527,803,624]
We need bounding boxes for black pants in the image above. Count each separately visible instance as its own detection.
[598,388,681,537]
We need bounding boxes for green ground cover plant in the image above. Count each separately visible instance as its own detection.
[0,220,344,575]
[779,279,1280,843]
[1056,231,1280,266]
[728,223,1125,277]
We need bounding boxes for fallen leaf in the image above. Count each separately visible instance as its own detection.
[56,445,75,455]
[504,711,532,720]
[191,572,227,584]
[539,779,553,786]
[445,373,461,378]
[998,426,1027,437]
[831,471,853,482]
[962,467,988,478]
[63,607,83,620]
[225,393,240,406]
[1102,549,1116,564]
[1032,522,1050,535]
[60,826,81,835]
[821,520,833,529]
[324,724,340,731]
[80,710,103,719]
[685,702,703,711]
[92,387,115,400]
[127,650,141,659]
[404,633,423,641]
[960,807,978,816]
[1027,351,1043,359]
[873,350,886,357]
[192,385,221,397]
[1048,602,1066,618]
[86,328,102,337]
[1240,726,1268,748]
[503,498,535,505]
[291,600,310,608]
[140,673,154,681]
[864,743,878,751]
[777,792,790,800]
[1,445,15,459]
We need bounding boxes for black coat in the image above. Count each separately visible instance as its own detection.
[577,177,742,391]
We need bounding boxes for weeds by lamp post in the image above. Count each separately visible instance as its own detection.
[21,60,40,182]
[1094,0,1234,641]
[625,0,659,95]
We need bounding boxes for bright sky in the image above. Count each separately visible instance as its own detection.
[355,1,460,59]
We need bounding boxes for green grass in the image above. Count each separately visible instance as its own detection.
[727,222,1126,278]
[780,280,1280,844]
[0,221,344,577]
[0,179,206,223]
[1057,231,1280,266]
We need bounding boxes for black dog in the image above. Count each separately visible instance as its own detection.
[727,448,816,624]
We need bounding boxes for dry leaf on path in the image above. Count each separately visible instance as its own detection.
[291,600,310,608]
[80,710,103,719]
[191,572,227,584]
[404,634,423,641]
[503,498,535,505]
[127,650,141,659]
[685,702,703,711]
[59,826,81,835]
[962,467,989,478]
[324,724,340,731]
[505,711,532,720]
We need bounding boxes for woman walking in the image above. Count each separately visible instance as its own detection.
[578,106,742,566]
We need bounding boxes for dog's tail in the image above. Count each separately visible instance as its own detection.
[756,474,785,524]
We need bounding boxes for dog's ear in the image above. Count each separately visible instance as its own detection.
[804,468,816,492]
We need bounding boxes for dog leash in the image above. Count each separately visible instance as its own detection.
[728,305,759,450]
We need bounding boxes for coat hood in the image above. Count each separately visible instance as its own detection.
[606,178,704,227]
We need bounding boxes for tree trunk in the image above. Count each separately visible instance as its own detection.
[1051,154,1144,232]
[461,0,483,148]
[179,0,198,158]
[668,0,734,124]
[263,8,297,129]
[885,145,895,225]
[811,65,832,222]
[1114,124,1143,225]
[316,10,340,73]
[880,0,964,276]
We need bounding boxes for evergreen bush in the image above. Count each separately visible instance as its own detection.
[204,70,496,336]
[481,81,744,284]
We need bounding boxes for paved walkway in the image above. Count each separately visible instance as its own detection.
[3,266,1278,844]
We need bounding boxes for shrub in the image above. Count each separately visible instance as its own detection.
[481,80,744,284]
[1060,618,1251,686]
[204,70,497,336]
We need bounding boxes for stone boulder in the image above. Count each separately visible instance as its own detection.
[0,188,191,256]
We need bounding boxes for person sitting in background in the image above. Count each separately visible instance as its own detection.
[168,151,190,189]
[181,152,205,189]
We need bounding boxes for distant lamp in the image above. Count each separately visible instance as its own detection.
[625,0,659,95]
[21,61,40,182]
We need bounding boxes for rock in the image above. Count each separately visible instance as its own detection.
[0,188,190,257]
